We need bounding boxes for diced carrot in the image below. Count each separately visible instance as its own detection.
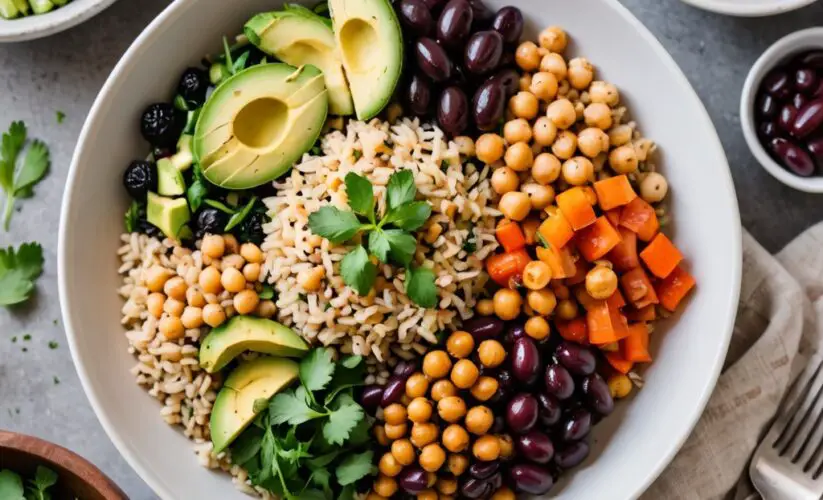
[620,197,659,241]
[626,305,656,322]
[640,233,683,278]
[607,227,639,272]
[593,175,637,211]
[521,217,541,246]
[576,217,622,262]
[606,289,626,310]
[556,318,589,344]
[536,245,577,279]
[620,267,659,309]
[486,249,531,287]
[538,210,575,249]
[605,208,623,227]
[556,187,597,231]
[586,300,629,345]
[566,258,589,285]
[606,352,634,374]
[623,323,652,363]
[656,265,696,311]
[496,221,527,253]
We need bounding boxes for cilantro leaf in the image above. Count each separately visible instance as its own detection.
[230,427,264,466]
[300,347,336,392]
[0,121,27,190]
[340,245,377,296]
[1,122,49,231]
[335,450,374,485]
[269,389,326,426]
[382,201,431,232]
[299,488,326,500]
[307,468,331,498]
[340,355,362,369]
[344,172,374,222]
[339,484,357,500]
[384,229,417,266]
[323,394,364,446]
[306,450,339,469]
[14,140,49,196]
[27,466,57,500]
[124,201,140,234]
[405,266,437,308]
[258,427,276,484]
[0,243,44,307]
[224,196,258,231]
[308,206,363,244]
[324,357,366,405]
[386,170,416,210]
[259,283,274,300]
[368,230,390,264]
[187,164,209,213]
[346,415,372,446]
[0,470,24,500]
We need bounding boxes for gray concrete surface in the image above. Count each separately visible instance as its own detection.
[0,0,821,498]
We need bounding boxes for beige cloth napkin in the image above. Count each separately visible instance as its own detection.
[642,223,823,500]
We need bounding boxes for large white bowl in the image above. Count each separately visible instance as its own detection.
[0,0,120,42]
[58,0,742,498]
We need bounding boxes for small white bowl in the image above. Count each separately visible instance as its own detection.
[0,0,120,43]
[680,0,818,17]
[741,27,823,193]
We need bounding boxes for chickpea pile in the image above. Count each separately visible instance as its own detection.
[368,332,514,500]
[145,234,276,340]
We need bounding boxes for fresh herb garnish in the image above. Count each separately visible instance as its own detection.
[53,376,59,385]
[203,199,235,215]
[352,149,362,161]
[259,283,275,300]
[55,111,65,124]
[307,170,436,307]
[462,224,477,253]
[225,196,258,231]
[0,465,58,500]
[124,201,141,233]
[22,334,30,341]
[222,36,236,76]
[48,341,58,349]
[0,122,51,230]
[233,51,251,73]
[0,242,44,307]
[187,164,209,213]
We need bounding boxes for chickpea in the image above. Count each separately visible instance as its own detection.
[584,102,613,130]
[492,487,516,500]
[568,57,595,90]
[422,351,452,380]
[417,490,438,500]
[609,145,639,174]
[453,136,476,157]
[608,374,633,399]
[198,266,222,295]
[366,493,386,500]
[411,422,439,448]
[407,397,433,423]
[255,299,277,318]
[552,131,578,160]
[430,379,457,402]
[373,475,398,498]
[470,376,499,402]
[473,435,501,461]
[146,266,172,293]
[493,288,522,321]
[518,73,532,92]
[442,424,470,453]
[374,425,390,446]
[503,119,533,144]
[465,406,494,435]
[437,396,467,423]
[146,292,165,318]
[590,81,620,107]
[553,282,571,300]
[203,304,227,327]
[608,124,634,147]
[297,266,325,292]
[233,290,260,316]
[525,316,550,340]
[477,340,506,369]
[185,287,205,308]
[515,41,541,71]
[521,183,555,211]
[240,243,264,264]
[498,191,531,222]
[448,454,469,476]
[491,167,520,195]
[577,128,610,158]
[497,434,515,460]
[527,289,557,316]
[437,476,458,495]
[539,26,567,52]
[221,254,245,271]
[556,298,578,320]
[160,277,186,302]
[531,153,562,185]
[522,261,552,290]
[451,359,479,389]
[539,53,567,80]
[509,92,539,120]
[529,72,559,101]
[379,452,403,477]
[384,403,407,425]
[561,156,594,186]
[476,299,495,316]
[159,316,184,340]
[532,117,558,147]
[545,99,576,130]
[475,134,505,164]
[384,422,408,440]
[243,263,261,282]
[640,172,668,203]
[504,142,534,172]
[220,267,246,294]
[585,266,619,299]
[446,331,474,359]
[162,297,183,317]
[201,234,226,259]
[406,372,430,399]
[391,439,416,466]
[222,234,239,254]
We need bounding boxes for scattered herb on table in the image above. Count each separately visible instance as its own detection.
[0,121,51,230]
[53,376,59,385]
[55,111,65,124]
[22,334,30,341]
[0,242,44,307]
[307,170,437,307]
[48,341,58,349]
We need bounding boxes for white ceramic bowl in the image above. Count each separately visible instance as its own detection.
[680,0,818,17]
[58,0,742,498]
[0,0,120,42]
[741,27,823,193]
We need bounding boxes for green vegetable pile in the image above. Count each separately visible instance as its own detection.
[308,169,438,308]
[231,348,375,499]
[0,466,58,500]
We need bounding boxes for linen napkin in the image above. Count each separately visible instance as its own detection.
[642,223,823,500]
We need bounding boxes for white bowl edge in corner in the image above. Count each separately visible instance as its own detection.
[681,0,818,17]
[0,0,120,43]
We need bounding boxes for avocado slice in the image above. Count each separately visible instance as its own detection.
[146,192,191,241]
[193,63,328,190]
[156,158,186,196]
[170,134,194,171]
[211,356,299,453]
[199,316,309,373]
[12,0,28,14]
[28,0,53,14]
[245,5,354,116]
[0,0,20,18]
[329,0,403,120]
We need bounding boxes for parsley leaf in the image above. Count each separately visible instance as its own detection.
[386,170,416,210]
[14,140,49,195]
[124,201,141,234]
[0,242,44,307]
[323,396,364,446]
[384,229,417,266]
[28,466,57,500]
[382,201,432,232]
[344,172,374,222]
[307,468,331,498]
[0,123,50,231]
[308,206,363,244]
[335,450,374,485]
[340,245,377,295]
[187,164,209,213]
[224,196,258,231]
[324,356,365,404]
[269,389,326,426]
[0,470,24,500]
[0,121,26,190]
[405,266,438,308]
[299,347,335,392]
[368,230,391,264]
[231,427,264,466]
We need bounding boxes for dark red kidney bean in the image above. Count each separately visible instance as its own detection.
[468,0,494,24]
[562,408,592,442]
[554,440,590,468]
[489,68,520,96]
[812,79,823,98]
[360,385,384,413]
[794,93,808,110]
[420,0,447,11]
[492,415,506,433]
[792,98,823,138]
[770,137,816,176]
[399,0,434,36]
[757,93,777,119]
[555,342,596,376]
[545,364,575,400]
[464,30,503,75]
[472,75,506,131]
[469,461,500,479]
[438,86,469,135]
[437,0,473,48]
[778,104,798,133]
[393,360,417,379]
[516,430,555,464]
[798,50,823,70]
[506,393,539,434]
[398,466,429,494]
[491,369,514,403]
[538,392,562,426]
[763,70,792,100]
[581,373,615,416]
[489,472,503,491]
[463,316,504,341]
[380,376,405,407]
[415,37,452,82]
[499,50,515,68]
[759,121,779,140]
[503,322,526,346]
[508,463,554,495]
[512,337,541,384]
[407,74,433,116]
[460,478,493,499]
[795,68,819,94]
[491,6,523,45]
[807,135,823,163]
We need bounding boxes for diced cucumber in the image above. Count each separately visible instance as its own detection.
[0,0,21,19]
[12,0,29,15]
[28,0,54,14]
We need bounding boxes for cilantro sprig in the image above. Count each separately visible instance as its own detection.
[0,242,44,307]
[307,170,437,308]
[0,465,58,500]
[0,121,51,231]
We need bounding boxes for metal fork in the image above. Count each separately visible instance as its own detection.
[751,357,823,500]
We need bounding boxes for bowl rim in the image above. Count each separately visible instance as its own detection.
[0,0,120,43]
[58,0,742,498]
[740,27,823,193]
[680,0,818,17]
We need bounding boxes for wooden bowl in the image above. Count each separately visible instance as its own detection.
[0,431,126,500]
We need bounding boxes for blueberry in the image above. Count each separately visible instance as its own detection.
[178,68,210,106]
[123,160,157,201]
[239,211,268,245]
[141,103,185,148]
[194,208,229,238]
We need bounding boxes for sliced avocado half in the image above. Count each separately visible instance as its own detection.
[146,192,191,240]
[199,316,309,373]
[211,356,299,453]
[193,63,328,190]
[329,0,403,120]
[246,4,354,116]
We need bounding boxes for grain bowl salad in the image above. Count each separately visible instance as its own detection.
[116,0,696,498]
